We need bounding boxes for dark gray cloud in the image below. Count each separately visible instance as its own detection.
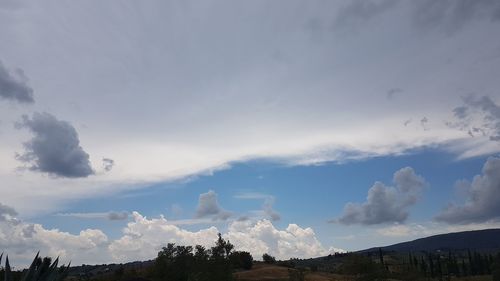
[102,158,115,172]
[453,106,468,120]
[16,112,94,178]
[0,202,17,222]
[386,88,403,100]
[420,117,429,130]
[263,199,281,222]
[0,60,34,104]
[195,190,231,221]
[448,95,500,141]
[21,224,36,238]
[333,0,500,34]
[334,0,398,29]
[335,167,426,225]
[236,215,250,222]
[55,211,129,220]
[107,211,128,220]
[411,0,500,33]
[435,157,500,224]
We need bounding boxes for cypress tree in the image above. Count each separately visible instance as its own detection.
[429,253,435,278]
[378,248,384,266]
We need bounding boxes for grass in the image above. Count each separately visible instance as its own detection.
[233,264,493,281]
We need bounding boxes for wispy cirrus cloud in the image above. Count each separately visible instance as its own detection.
[55,211,129,221]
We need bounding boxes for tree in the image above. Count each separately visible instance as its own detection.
[420,256,428,277]
[492,253,500,281]
[211,233,233,259]
[262,253,276,264]
[229,251,253,270]
[378,248,384,266]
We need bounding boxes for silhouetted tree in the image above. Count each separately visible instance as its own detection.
[262,253,276,264]
[152,234,240,281]
[229,251,253,270]
[492,253,500,281]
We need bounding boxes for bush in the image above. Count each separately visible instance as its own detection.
[262,253,276,264]
[229,251,253,270]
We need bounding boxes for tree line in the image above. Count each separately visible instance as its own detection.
[400,250,500,280]
[150,233,252,281]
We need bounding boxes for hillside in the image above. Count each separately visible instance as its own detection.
[361,228,500,254]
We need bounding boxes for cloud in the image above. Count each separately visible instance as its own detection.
[56,211,129,221]
[447,95,500,141]
[109,212,335,262]
[0,206,339,266]
[411,0,500,33]
[195,190,231,221]
[235,192,281,221]
[1,0,500,216]
[386,88,403,100]
[0,60,34,104]
[334,0,398,29]
[0,205,110,266]
[102,158,115,172]
[335,167,426,225]
[107,211,128,220]
[0,202,17,222]
[420,117,429,130]
[225,219,334,260]
[108,212,220,262]
[435,156,500,224]
[376,221,500,238]
[16,112,94,178]
[263,201,281,222]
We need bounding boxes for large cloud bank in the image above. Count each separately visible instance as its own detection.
[0,208,336,267]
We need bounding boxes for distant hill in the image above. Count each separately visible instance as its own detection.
[360,228,500,254]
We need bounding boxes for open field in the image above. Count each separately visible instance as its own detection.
[234,264,494,281]
[234,264,356,281]
[234,264,290,281]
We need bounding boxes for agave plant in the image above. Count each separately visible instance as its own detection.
[1,252,70,281]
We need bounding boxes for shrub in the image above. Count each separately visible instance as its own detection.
[229,251,253,270]
[262,253,276,264]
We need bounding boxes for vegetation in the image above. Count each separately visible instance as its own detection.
[4,235,500,281]
[1,253,70,281]
[151,233,252,281]
[262,253,276,264]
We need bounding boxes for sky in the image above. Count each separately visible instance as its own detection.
[1,0,500,267]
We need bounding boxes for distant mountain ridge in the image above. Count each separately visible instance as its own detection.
[360,228,500,254]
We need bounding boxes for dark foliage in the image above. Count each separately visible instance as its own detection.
[0,252,70,281]
[492,253,500,281]
[228,251,253,270]
[152,233,252,281]
[262,253,276,264]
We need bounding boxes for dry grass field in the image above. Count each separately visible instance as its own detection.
[234,264,356,281]
[304,272,355,281]
[233,264,494,281]
[234,264,290,281]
